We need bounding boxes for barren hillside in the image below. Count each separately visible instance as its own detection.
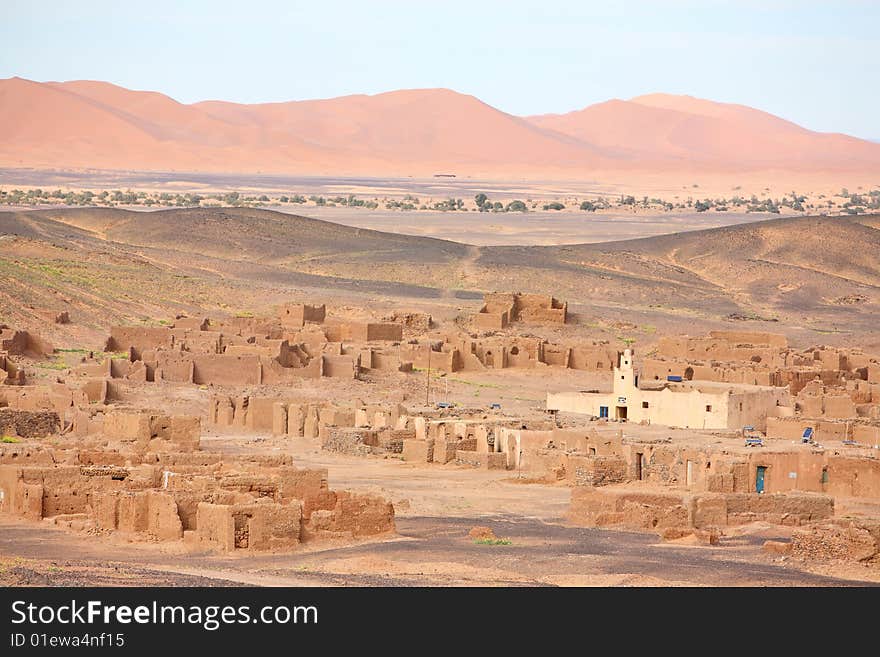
[2,208,878,348]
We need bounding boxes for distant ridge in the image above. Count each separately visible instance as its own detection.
[2,77,880,180]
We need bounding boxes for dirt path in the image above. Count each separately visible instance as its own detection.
[440,244,483,299]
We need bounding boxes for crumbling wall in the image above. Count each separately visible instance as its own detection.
[0,409,60,438]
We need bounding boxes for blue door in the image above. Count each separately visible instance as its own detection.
[756,466,766,494]
[599,406,609,418]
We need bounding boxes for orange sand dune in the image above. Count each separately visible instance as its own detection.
[2,77,879,182]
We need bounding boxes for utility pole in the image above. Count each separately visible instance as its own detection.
[425,345,431,407]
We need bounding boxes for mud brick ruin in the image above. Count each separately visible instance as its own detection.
[0,406,394,551]
[474,292,567,329]
[2,298,880,566]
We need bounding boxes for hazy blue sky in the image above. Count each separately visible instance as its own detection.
[2,1,877,138]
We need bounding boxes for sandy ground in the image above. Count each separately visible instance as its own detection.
[290,206,776,246]
[2,433,878,587]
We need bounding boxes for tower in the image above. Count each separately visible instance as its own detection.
[613,348,635,396]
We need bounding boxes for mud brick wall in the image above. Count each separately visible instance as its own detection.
[570,456,629,487]
[106,327,172,355]
[0,409,60,438]
[305,491,394,538]
[402,439,434,462]
[455,451,507,469]
[386,312,432,332]
[322,355,358,378]
[380,429,413,454]
[792,520,880,563]
[724,492,834,525]
[432,439,458,464]
[567,488,689,531]
[456,436,478,451]
[322,428,376,456]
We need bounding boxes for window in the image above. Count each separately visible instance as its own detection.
[705,405,712,412]
[510,346,519,355]
[620,375,625,380]
[821,467,829,484]
[589,447,597,456]
[599,406,609,418]
[642,401,649,409]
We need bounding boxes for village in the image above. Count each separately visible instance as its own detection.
[1,291,879,574]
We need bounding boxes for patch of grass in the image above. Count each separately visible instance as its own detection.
[1,436,21,443]
[234,311,255,318]
[37,264,64,277]
[473,538,512,546]
[36,358,67,370]
[811,327,847,335]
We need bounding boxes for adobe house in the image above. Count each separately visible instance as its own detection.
[547,349,790,431]
[279,303,326,329]
[0,326,54,358]
[473,292,567,329]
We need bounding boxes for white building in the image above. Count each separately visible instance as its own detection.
[546,350,790,431]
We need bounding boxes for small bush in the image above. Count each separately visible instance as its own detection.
[473,538,512,546]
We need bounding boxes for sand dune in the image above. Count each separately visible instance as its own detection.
[2,77,880,181]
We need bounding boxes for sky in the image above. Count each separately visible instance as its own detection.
[1,0,877,139]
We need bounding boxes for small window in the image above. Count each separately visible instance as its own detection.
[589,447,597,456]
[621,375,625,380]
[705,405,712,412]
[642,401,649,409]
[821,467,829,484]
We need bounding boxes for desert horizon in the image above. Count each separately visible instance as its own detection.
[3,76,880,191]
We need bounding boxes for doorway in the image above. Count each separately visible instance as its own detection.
[616,406,628,421]
[635,452,646,480]
[755,466,767,494]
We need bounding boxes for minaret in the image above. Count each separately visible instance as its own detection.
[613,348,635,396]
